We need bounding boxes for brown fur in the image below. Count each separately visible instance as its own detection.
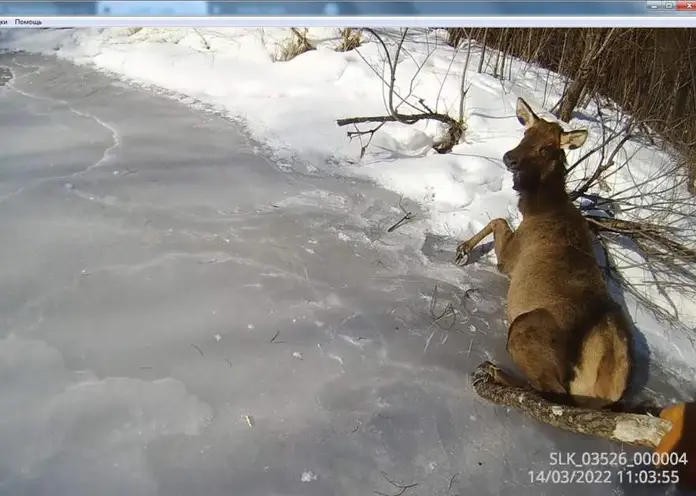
[456,97,633,409]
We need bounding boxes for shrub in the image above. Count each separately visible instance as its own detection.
[275,28,315,62]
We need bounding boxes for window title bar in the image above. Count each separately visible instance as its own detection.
[0,1,693,17]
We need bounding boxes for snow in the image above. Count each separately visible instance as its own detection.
[301,470,318,482]
[0,28,694,495]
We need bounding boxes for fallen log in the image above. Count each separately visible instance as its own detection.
[471,361,671,448]
[471,361,696,491]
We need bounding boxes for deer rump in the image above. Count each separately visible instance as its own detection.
[456,97,695,491]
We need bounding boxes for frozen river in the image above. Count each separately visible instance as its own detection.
[0,53,690,496]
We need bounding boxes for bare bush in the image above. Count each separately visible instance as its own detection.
[335,28,364,52]
[450,28,696,189]
[275,28,315,62]
[336,29,468,156]
[444,28,467,48]
[562,98,696,326]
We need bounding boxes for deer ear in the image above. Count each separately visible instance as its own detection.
[560,129,588,150]
[516,98,539,128]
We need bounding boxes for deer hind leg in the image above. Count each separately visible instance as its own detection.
[568,322,631,410]
[455,218,514,271]
[506,309,568,398]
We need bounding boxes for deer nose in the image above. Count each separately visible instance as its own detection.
[503,152,519,171]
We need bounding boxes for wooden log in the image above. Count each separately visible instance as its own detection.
[471,361,672,448]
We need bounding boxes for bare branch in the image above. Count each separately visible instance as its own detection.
[347,122,386,159]
[569,130,634,201]
[458,33,473,123]
[337,113,456,128]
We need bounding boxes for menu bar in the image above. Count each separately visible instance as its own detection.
[0,15,695,27]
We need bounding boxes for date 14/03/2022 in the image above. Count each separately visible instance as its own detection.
[529,469,680,485]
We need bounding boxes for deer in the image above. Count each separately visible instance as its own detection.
[457,97,694,490]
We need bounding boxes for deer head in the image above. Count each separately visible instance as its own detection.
[503,98,588,193]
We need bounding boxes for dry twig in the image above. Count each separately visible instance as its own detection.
[374,472,419,496]
[387,196,415,232]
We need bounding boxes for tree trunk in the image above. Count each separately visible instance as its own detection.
[556,30,569,77]
[500,29,509,81]
[669,31,694,139]
[557,29,616,122]
[525,28,533,60]
[493,32,503,79]
[557,77,587,122]
[477,28,488,74]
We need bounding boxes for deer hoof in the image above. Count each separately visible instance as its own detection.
[472,361,500,387]
[454,241,472,266]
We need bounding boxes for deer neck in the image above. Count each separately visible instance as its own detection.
[517,175,570,216]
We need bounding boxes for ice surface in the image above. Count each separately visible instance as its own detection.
[0,52,692,496]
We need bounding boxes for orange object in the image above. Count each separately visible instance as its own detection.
[655,402,696,491]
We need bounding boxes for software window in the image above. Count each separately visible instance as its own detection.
[0,3,694,495]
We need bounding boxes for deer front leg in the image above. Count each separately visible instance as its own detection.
[454,218,514,268]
